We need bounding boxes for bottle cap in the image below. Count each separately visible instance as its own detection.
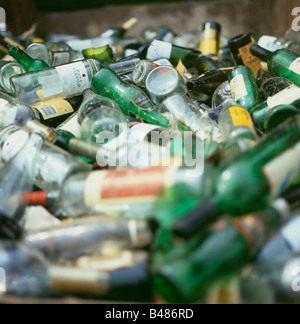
[200,21,222,33]
[228,33,252,50]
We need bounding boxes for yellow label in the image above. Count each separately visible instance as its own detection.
[238,42,262,77]
[33,99,74,120]
[229,107,255,129]
[230,74,248,101]
[176,59,188,80]
[200,29,218,55]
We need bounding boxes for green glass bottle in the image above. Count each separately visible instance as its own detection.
[0,36,48,72]
[250,45,300,86]
[229,66,260,111]
[153,199,291,303]
[82,44,116,64]
[250,83,300,130]
[264,105,300,133]
[141,39,202,68]
[172,115,300,238]
[91,66,169,128]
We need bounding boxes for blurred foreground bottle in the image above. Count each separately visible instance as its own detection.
[154,198,291,303]
[91,66,169,127]
[250,83,300,131]
[258,215,300,264]
[172,116,300,238]
[228,33,263,78]
[240,257,300,304]
[0,130,44,239]
[0,241,152,302]
[0,91,56,142]
[77,89,128,144]
[24,215,152,262]
[25,41,84,66]
[0,61,26,94]
[0,35,49,72]
[24,164,214,228]
[229,66,260,111]
[250,45,300,86]
[0,125,91,191]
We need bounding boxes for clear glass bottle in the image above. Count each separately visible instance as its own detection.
[0,241,152,302]
[25,41,84,66]
[78,89,128,145]
[0,91,57,142]
[0,130,44,238]
[24,215,152,262]
[211,81,232,110]
[0,61,26,94]
[0,125,91,191]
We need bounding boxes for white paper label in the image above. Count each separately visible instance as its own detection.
[1,130,29,162]
[281,216,300,252]
[263,141,300,199]
[146,40,172,60]
[0,99,17,127]
[56,61,90,95]
[230,74,248,101]
[52,51,71,66]
[289,57,300,75]
[56,113,81,138]
[267,84,300,109]
[38,74,63,98]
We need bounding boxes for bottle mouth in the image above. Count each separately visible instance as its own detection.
[1,62,26,93]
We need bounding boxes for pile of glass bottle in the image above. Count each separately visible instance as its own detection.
[0,17,299,304]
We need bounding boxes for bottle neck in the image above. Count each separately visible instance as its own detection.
[250,45,272,62]
[8,45,34,70]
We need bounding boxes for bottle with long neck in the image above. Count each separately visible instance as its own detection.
[0,130,44,239]
[145,65,218,138]
[78,89,128,145]
[0,91,56,142]
[140,39,202,68]
[153,198,291,303]
[229,66,260,111]
[91,66,169,128]
[250,83,300,131]
[187,68,234,97]
[0,61,26,94]
[0,35,49,72]
[25,41,84,66]
[0,125,91,191]
[24,215,152,262]
[240,257,300,304]
[250,45,300,86]
[257,35,300,54]
[199,21,222,58]
[0,241,152,302]
[172,115,300,238]
[24,163,216,228]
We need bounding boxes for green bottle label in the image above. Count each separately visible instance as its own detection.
[263,141,300,199]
